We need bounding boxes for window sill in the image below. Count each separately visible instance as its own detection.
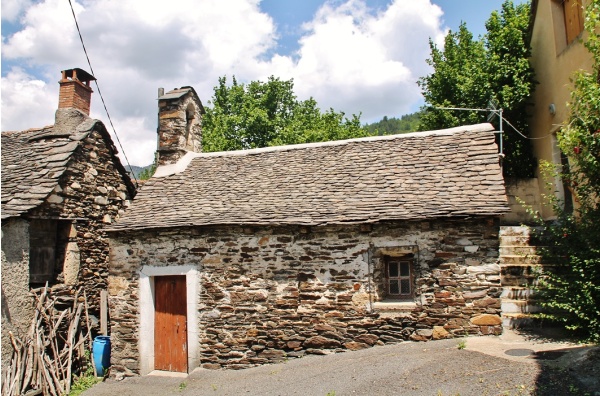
[372,300,417,311]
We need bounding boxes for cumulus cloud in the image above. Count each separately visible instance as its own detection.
[1,0,446,165]
[1,0,33,22]
[1,68,57,131]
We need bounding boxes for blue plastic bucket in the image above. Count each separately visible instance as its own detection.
[92,336,111,376]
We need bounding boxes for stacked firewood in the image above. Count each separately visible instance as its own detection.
[1,286,95,396]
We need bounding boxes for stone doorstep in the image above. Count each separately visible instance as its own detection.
[147,370,188,378]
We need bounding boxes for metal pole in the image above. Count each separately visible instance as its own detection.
[499,108,503,156]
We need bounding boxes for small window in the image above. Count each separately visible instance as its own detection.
[385,258,414,298]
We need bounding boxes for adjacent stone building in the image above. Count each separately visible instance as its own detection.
[1,68,136,366]
[107,88,508,376]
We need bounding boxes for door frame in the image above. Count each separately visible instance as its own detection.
[139,265,199,375]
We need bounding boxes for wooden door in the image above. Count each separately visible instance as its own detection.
[154,276,188,372]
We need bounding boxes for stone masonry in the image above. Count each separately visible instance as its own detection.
[108,217,502,375]
[1,116,135,367]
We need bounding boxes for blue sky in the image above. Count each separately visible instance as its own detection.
[1,0,529,165]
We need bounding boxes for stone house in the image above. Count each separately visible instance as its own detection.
[106,87,509,376]
[1,68,136,366]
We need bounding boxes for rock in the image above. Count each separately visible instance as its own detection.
[259,349,286,360]
[303,336,341,349]
[355,334,379,345]
[314,323,335,332]
[287,341,302,349]
[344,342,369,351]
[94,196,109,205]
[432,326,450,340]
[466,264,500,275]
[470,314,502,326]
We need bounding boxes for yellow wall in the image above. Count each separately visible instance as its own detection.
[528,0,593,219]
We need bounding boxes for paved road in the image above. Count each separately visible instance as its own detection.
[83,332,596,396]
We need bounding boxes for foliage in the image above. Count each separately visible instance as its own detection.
[418,0,536,178]
[68,351,101,396]
[202,76,371,152]
[365,112,422,135]
[138,161,157,180]
[533,0,600,342]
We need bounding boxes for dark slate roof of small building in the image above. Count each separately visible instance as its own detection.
[1,119,134,220]
[109,123,509,231]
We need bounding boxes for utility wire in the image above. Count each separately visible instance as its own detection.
[435,106,554,140]
[67,0,139,188]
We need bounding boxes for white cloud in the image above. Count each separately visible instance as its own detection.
[1,0,446,165]
[288,0,445,121]
[1,68,57,131]
[1,0,33,22]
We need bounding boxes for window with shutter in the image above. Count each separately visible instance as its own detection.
[564,0,584,44]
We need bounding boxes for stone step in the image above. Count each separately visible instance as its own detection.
[499,254,545,265]
[501,312,536,329]
[499,226,535,237]
[500,264,543,287]
[498,235,533,247]
[500,286,535,300]
[501,299,542,314]
[499,245,542,256]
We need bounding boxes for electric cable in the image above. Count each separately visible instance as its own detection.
[67,0,139,188]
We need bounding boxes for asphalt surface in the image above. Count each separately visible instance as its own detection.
[83,330,598,396]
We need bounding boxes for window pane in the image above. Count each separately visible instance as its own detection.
[400,261,410,277]
[389,280,399,295]
[388,262,398,277]
[400,279,411,294]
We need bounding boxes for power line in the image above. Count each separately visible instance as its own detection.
[67,0,139,188]
[434,106,554,141]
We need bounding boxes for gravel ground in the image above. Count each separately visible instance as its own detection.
[83,330,599,396]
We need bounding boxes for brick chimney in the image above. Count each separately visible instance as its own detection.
[58,68,96,115]
[157,86,205,165]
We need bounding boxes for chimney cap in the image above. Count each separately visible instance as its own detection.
[61,68,96,83]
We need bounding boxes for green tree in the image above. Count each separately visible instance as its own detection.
[202,76,370,152]
[365,112,422,135]
[533,0,600,342]
[418,0,536,178]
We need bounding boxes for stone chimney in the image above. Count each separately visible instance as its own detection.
[58,68,96,115]
[157,86,205,165]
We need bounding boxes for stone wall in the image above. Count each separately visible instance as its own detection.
[1,219,34,367]
[109,217,502,375]
[29,126,133,316]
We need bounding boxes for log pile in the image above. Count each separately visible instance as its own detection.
[1,286,95,396]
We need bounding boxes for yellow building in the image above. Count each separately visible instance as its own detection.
[526,0,594,220]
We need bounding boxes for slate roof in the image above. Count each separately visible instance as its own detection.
[1,119,133,220]
[109,123,508,232]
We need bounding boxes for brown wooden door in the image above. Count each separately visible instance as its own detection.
[154,276,188,372]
